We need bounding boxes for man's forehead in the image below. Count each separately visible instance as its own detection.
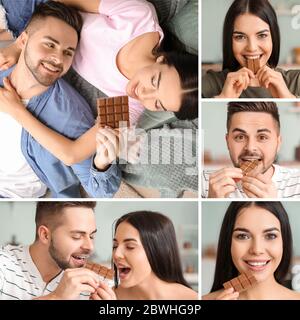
[230,112,278,130]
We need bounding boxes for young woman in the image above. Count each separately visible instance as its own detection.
[202,0,300,98]
[203,202,300,300]
[0,0,198,165]
[105,211,198,300]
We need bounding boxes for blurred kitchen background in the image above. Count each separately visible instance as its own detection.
[202,201,300,295]
[0,201,198,291]
[202,102,300,170]
[202,0,300,72]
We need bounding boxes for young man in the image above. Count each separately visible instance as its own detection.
[0,1,121,198]
[0,201,116,300]
[202,101,300,198]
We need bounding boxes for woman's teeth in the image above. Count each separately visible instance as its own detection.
[247,261,269,266]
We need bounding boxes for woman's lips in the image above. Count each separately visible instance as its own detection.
[244,259,271,272]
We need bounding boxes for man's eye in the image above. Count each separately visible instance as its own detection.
[46,43,54,48]
[258,135,268,141]
[234,135,245,141]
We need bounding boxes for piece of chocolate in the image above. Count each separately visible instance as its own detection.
[239,159,260,176]
[96,96,130,128]
[85,261,114,280]
[223,272,258,293]
[246,58,260,74]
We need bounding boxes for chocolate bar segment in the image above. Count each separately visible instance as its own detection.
[223,272,258,293]
[246,58,260,74]
[96,96,130,128]
[239,159,260,176]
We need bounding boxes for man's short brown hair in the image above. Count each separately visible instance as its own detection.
[26,1,83,41]
[35,201,96,240]
[226,101,280,133]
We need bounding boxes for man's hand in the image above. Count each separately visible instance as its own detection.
[208,168,243,198]
[45,268,100,300]
[89,281,117,300]
[241,173,278,198]
[0,77,24,117]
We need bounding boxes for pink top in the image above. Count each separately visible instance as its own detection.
[73,0,164,125]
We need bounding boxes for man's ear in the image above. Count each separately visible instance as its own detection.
[18,31,28,49]
[156,55,165,63]
[225,133,229,150]
[37,225,51,245]
[276,134,282,153]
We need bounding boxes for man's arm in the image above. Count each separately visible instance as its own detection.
[55,0,100,13]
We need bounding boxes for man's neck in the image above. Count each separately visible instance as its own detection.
[29,242,62,284]
[9,61,49,100]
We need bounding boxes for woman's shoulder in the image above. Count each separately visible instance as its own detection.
[202,69,228,98]
[171,283,199,300]
[276,67,300,96]
[281,287,300,300]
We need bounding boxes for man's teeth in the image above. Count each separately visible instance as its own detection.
[73,255,87,260]
[42,62,60,72]
[247,261,268,266]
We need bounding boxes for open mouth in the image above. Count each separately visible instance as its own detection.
[71,254,89,266]
[244,260,271,271]
[118,266,131,280]
[41,62,61,74]
[243,54,263,61]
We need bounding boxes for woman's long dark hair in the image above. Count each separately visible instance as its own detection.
[113,211,191,288]
[155,51,198,120]
[210,202,292,292]
[222,0,280,71]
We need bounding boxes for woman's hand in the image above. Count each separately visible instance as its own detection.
[94,127,120,171]
[215,288,239,300]
[0,77,25,117]
[0,40,22,71]
[256,65,295,98]
[89,282,117,300]
[216,68,255,98]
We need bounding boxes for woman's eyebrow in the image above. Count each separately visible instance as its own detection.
[112,238,138,243]
[263,227,280,233]
[233,227,249,232]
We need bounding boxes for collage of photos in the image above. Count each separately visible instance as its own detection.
[2,0,300,312]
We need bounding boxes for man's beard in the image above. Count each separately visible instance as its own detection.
[24,44,63,87]
[49,238,72,270]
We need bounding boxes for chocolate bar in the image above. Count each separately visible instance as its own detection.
[246,58,260,74]
[85,261,114,280]
[96,96,130,128]
[223,272,258,293]
[239,159,260,176]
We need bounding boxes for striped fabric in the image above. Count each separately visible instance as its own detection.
[0,245,90,300]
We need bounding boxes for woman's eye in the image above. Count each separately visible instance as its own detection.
[151,75,156,87]
[265,233,277,240]
[236,233,250,240]
[233,35,246,41]
[258,33,268,39]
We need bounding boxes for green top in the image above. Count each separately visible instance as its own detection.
[202,67,300,98]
